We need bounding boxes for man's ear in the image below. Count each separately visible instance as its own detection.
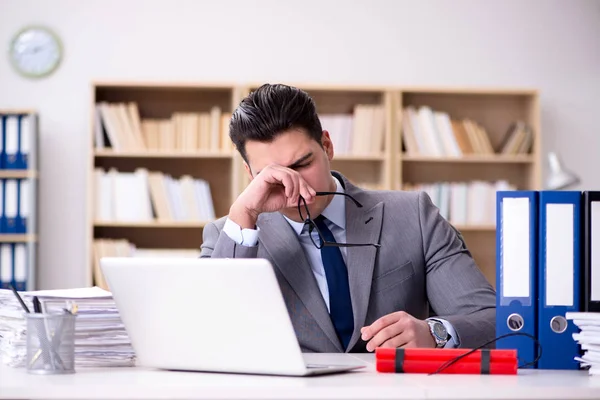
[321,130,334,161]
[243,162,254,181]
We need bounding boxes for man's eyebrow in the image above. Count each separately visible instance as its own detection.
[286,152,313,169]
[255,152,313,175]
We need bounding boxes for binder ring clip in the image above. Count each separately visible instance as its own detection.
[550,316,568,334]
[507,313,524,332]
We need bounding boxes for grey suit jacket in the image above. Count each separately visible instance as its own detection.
[200,172,496,353]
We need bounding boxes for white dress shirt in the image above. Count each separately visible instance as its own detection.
[222,177,460,348]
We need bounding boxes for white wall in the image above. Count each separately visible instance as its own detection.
[0,0,599,289]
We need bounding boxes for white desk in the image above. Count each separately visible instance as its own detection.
[1,354,599,400]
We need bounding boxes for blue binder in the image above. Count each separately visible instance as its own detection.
[0,115,5,169]
[17,115,27,169]
[13,243,26,291]
[0,179,4,234]
[0,243,13,290]
[496,191,539,368]
[537,191,581,369]
[3,179,18,233]
[4,115,19,169]
[16,179,27,234]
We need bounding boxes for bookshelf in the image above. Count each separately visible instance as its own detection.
[87,83,245,288]
[87,83,541,289]
[0,110,39,291]
[396,88,541,285]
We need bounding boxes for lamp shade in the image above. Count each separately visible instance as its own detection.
[545,152,580,190]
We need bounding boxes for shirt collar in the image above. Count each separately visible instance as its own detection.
[284,176,346,236]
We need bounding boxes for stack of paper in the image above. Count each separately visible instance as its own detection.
[0,287,136,368]
[566,311,600,375]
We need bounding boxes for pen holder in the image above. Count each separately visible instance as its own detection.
[25,312,77,374]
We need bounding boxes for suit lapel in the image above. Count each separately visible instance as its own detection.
[257,212,343,352]
[341,178,384,351]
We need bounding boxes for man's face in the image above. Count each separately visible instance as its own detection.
[244,128,336,221]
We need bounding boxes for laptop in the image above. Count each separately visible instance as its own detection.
[100,257,365,376]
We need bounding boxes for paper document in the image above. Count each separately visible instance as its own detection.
[0,286,136,368]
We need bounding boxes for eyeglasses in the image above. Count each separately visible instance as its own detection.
[297,191,381,249]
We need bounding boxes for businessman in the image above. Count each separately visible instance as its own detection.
[200,83,496,353]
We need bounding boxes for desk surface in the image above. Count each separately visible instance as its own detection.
[1,353,599,400]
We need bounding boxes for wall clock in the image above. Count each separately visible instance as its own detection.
[9,25,62,79]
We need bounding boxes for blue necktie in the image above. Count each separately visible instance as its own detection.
[314,215,354,350]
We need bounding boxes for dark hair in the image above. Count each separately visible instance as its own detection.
[229,83,323,164]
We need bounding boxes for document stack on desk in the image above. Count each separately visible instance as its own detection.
[566,312,600,375]
[0,287,136,368]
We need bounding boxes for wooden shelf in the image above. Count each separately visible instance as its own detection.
[400,87,538,96]
[94,150,233,159]
[401,154,534,164]
[0,234,37,243]
[333,154,386,161]
[0,170,37,178]
[0,109,36,115]
[92,80,240,89]
[94,221,209,228]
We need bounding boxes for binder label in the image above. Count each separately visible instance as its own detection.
[501,197,530,298]
[546,203,574,306]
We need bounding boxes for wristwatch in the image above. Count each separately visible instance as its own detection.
[426,319,450,348]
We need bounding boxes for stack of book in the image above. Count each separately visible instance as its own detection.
[319,104,386,156]
[401,106,533,157]
[94,102,233,153]
[93,168,216,223]
[0,287,135,368]
[566,312,600,375]
[403,180,515,226]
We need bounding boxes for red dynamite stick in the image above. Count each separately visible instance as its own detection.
[376,359,517,375]
[375,348,517,363]
[375,348,518,375]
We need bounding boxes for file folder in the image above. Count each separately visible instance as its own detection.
[13,243,26,291]
[496,191,539,368]
[17,179,29,234]
[0,244,13,290]
[0,115,5,169]
[537,191,581,369]
[3,179,18,233]
[0,179,4,234]
[0,243,11,289]
[4,116,19,169]
[18,115,30,169]
[582,191,600,312]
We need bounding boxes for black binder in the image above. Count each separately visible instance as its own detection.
[582,191,600,312]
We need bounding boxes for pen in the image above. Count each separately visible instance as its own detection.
[33,296,41,313]
[9,283,30,314]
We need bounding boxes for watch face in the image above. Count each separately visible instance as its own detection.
[433,322,448,340]
[10,26,62,78]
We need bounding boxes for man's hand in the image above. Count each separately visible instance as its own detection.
[229,164,316,228]
[360,311,436,352]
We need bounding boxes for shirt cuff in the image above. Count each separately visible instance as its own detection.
[223,218,259,247]
[429,318,461,348]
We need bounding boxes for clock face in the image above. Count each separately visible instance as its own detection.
[9,26,62,78]
[433,322,447,339]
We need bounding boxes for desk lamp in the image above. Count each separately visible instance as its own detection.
[545,152,580,190]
